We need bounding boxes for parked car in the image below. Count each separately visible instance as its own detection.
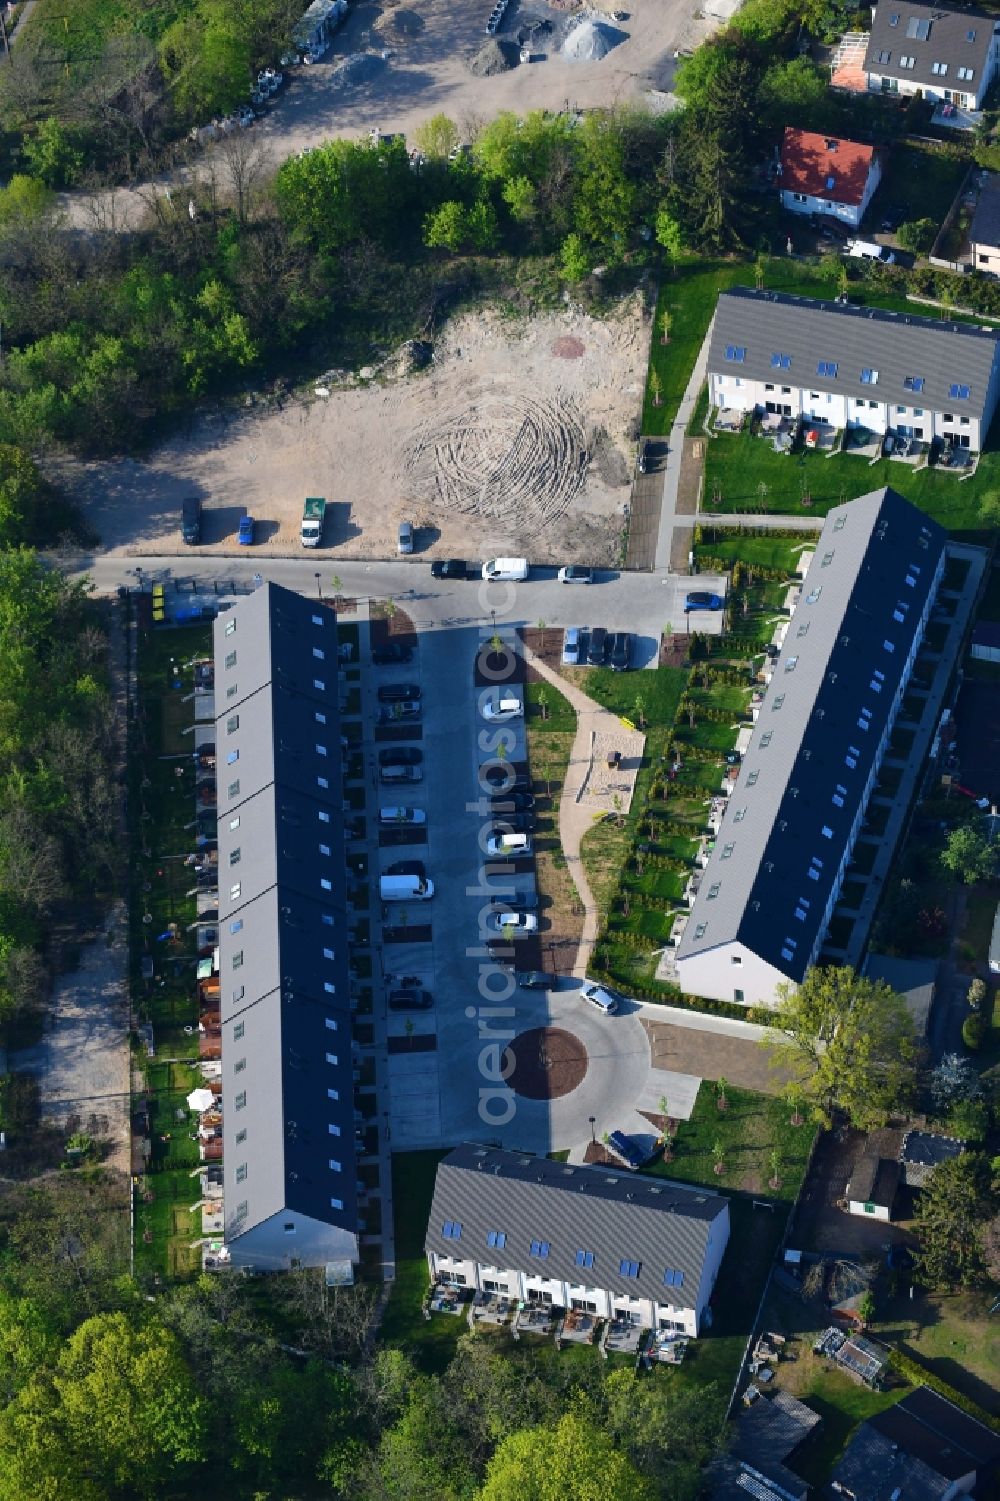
[489,889,538,910]
[388,989,433,1010]
[378,701,420,723]
[608,631,632,672]
[516,969,556,989]
[397,520,414,555]
[379,807,426,826]
[378,747,422,767]
[684,591,723,612]
[490,911,538,936]
[558,565,593,584]
[607,1130,645,1169]
[386,859,426,879]
[379,764,422,783]
[489,812,534,834]
[372,641,414,665]
[481,694,523,721]
[587,626,608,666]
[488,792,535,812]
[637,439,648,474]
[486,831,532,858]
[579,982,619,1015]
[482,763,532,792]
[238,512,255,545]
[430,558,468,579]
[378,683,421,703]
[562,627,582,666]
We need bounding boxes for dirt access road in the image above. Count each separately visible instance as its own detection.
[59,0,719,231]
[59,296,649,560]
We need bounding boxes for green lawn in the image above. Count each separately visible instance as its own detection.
[580,664,686,727]
[380,1150,460,1371]
[704,427,996,533]
[134,1168,202,1282]
[693,533,806,574]
[866,140,969,235]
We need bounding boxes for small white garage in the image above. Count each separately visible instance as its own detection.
[846,1154,899,1223]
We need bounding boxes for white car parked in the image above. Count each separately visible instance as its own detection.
[490,911,538,935]
[579,982,620,1015]
[481,694,523,721]
[562,627,581,666]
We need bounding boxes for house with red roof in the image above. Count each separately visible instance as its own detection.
[778,127,881,229]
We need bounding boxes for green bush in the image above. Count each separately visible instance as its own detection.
[888,1349,1000,1432]
[962,1011,984,1050]
[897,218,937,254]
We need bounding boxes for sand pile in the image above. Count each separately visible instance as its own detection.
[469,38,519,76]
[374,8,424,44]
[560,16,626,61]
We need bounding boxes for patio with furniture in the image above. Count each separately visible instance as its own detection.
[801,422,838,453]
[427,1281,468,1317]
[603,1317,645,1356]
[883,433,928,466]
[843,424,882,459]
[713,406,745,433]
[556,1307,601,1346]
[468,1291,515,1328]
[513,1301,558,1338]
[647,1330,689,1365]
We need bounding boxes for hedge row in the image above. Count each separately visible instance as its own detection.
[887,1349,1000,1434]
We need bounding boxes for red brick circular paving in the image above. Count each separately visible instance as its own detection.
[551,335,585,359]
[504,1027,588,1100]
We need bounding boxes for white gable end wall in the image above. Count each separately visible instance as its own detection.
[677,941,791,1009]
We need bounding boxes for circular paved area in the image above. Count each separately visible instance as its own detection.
[505,1027,588,1100]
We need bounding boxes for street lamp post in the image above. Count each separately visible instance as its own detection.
[315,572,322,600]
[588,1115,596,1145]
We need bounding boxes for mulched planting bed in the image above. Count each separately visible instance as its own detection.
[504,1026,588,1100]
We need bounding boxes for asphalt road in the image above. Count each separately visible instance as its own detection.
[67,555,728,649]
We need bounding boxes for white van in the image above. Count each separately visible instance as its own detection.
[846,239,894,264]
[482,557,529,582]
[486,831,532,858]
[380,873,435,901]
[380,764,422,785]
[378,807,426,826]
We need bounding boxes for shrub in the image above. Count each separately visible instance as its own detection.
[962,1012,984,1051]
[898,218,937,254]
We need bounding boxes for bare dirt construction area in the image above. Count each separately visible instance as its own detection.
[64,296,648,561]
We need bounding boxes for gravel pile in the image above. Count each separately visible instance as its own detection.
[330,52,387,88]
[560,16,626,61]
[469,38,520,76]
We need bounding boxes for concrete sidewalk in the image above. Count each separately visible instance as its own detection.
[653,317,714,570]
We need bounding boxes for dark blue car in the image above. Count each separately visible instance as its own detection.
[684,591,723,612]
[238,513,255,545]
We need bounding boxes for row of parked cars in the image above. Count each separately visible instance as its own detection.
[561,626,634,672]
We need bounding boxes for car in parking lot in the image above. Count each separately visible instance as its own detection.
[379,806,426,826]
[378,683,421,703]
[430,558,468,579]
[562,627,582,666]
[489,888,538,910]
[372,640,414,665]
[388,988,433,1010]
[609,631,632,672]
[587,626,608,666]
[486,831,532,858]
[490,911,538,936]
[607,1130,645,1169]
[579,982,619,1015]
[378,747,422,767]
[637,439,648,474]
[482,762,532,791]
[481,693,523,721]
[516,969,556,989]
[386,858,426,879]
[397,520,414,555]
[238,512,255,545]
[378,700,420,723]
[558,565,593,585]
[489,812,534,834]
[488,791,535,812]
[379,763,422,784]
[684,591,723,612]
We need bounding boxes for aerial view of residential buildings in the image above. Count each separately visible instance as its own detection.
[0,0,999,1495]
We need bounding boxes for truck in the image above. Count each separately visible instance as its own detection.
[301,496,326,548]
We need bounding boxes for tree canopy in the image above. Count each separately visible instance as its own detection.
[765,966,918,1128]
[914,1154,997,1289]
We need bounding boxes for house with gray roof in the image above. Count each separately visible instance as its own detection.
[968,172,1000,274]
[708,287,1000,450]
[425,1144,730,1336]
[831,1385,1000,1501]
[675,487,945,1008]
[213,583,360,1274]
[900,1128,965,1187]
[863,1,1000,110]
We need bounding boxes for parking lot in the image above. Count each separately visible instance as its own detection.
[364,617,657,1153]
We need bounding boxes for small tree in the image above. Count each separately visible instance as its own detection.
[768,1149,781,1190]
[560,232,590,284]
[897,217,936,254]
[786,1087,805,1127]
[857,1290,876,1329]
[633,694,646,729]
[659,307,673,345]
[940,823,997,885]
[716,1076,728,1112]
[649,368,663,408]
[537,686,549,722]
[963,1012,984,1051]
[383,597,396,620]
[612,793,625,829]
[712,1138,726,1176]
[654,205,684,273]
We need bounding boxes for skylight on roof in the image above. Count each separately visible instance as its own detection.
[770,352,791,369]
[967,27,977,41]
[725,345,746,363]
[906,16,930,40]
[949,383,971,399]
[817,360,838,378]
[619,1259,641,1278]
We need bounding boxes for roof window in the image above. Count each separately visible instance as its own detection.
[619,1259,641,1278]
[931,60,948,75]
[530,1240,550,1258]
[663,1268,684,1287]
[860,369,878,385]
[904,376,924,392]
[817,360,838,378]
[949,383,970,399]
[442,1221,462,1239]
[771,352,791,369]
[876,48,891,63]
[725,345,746,363]
[906,16,930,40]
[576,1249,595,1269]
[487,1230,506,1249]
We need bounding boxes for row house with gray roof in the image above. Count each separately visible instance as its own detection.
[213,582,360,1274]
[675,488,945,1008]
[425,1145,730,1337]
[863,1,1000,110]
[708,287,1000,450]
